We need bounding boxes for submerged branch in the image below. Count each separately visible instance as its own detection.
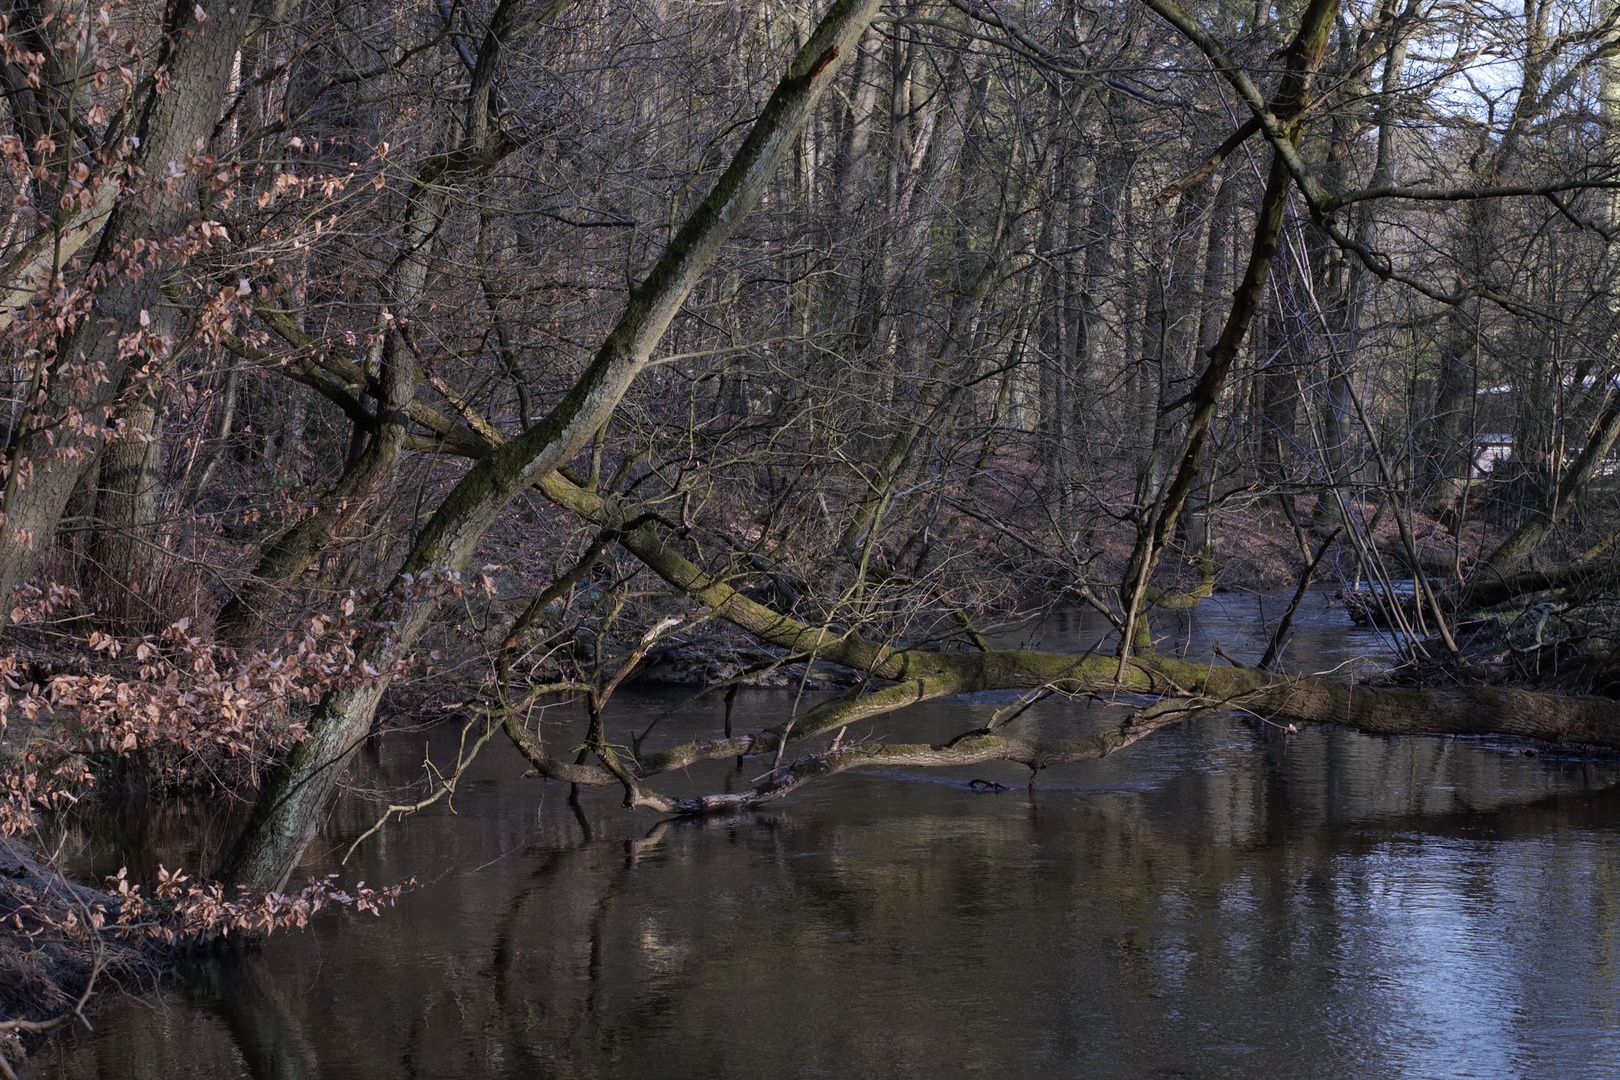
[622,695,1213,814]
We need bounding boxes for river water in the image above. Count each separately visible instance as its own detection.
[29,592,1620,1079]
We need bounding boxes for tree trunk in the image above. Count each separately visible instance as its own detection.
[0,0,258,625]
[86,366,167,627]
[222,0,887,892]
[522,470,1620,815]
[1120,0,1340,658]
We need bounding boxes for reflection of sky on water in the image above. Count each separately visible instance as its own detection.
[1319,830,1620,1080]
[1351,841,1525,1079]
[997,585,1393,670]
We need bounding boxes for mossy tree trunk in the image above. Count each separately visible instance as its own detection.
[516,469,1620,812]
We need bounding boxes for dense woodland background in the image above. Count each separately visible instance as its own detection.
[6,0,1620,1043]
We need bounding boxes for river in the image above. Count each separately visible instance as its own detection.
[29,591,1620,1078]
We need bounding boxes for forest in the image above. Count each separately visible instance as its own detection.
[4,0,1620,1069]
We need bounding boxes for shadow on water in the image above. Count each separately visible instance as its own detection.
[27,593,1620,1080]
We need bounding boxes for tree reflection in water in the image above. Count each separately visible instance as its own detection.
[30,673,1620,1080]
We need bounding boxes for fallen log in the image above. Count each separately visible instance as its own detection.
[510,471,1620,813]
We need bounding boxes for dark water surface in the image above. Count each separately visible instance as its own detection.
[29,593,1620,1079]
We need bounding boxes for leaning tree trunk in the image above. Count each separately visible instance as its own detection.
[1119,0,1340,659]
[1482,391,1620,579]
[514,468,1620,816]
[221,0,887,892]
[264,323,1620,820]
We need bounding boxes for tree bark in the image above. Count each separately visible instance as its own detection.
[86,348,168,626]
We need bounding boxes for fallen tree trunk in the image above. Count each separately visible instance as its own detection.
[1462,560,1620,610]
[502,472,1620,812]
[503,692,1205,812]
[273,333,1620,814]
[1339,559,1620,632]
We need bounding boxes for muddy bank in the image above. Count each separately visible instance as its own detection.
[0,838,158,1068]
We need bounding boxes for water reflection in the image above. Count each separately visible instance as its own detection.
[28,594,1620,1079]
[1010,587,1392,672]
